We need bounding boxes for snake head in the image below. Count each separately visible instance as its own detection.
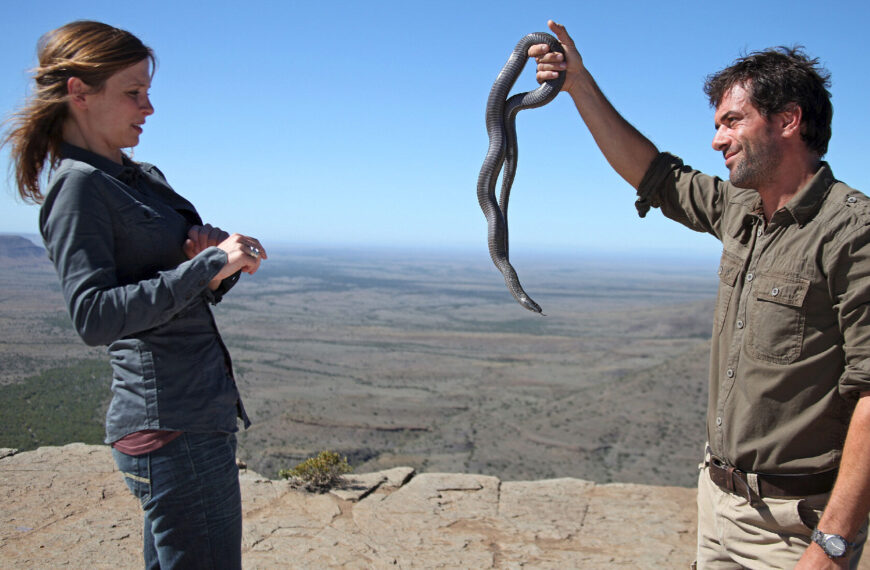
[518,295,543,314]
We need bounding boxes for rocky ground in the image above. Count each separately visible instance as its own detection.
[6,444,867,569]
[1,444,697,568]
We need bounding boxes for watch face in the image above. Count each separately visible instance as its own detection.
[825,536,848,557]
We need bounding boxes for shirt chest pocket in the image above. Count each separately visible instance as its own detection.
[115,200,163,236]
[746,272,810,365]
[714,251,742,334]
[112,200,184,273]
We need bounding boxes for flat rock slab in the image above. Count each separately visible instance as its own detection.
[0,444,142,569]
[0,443,710,568]
[329,471,388,501]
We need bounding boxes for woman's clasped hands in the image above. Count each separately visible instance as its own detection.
[184,223,268,289]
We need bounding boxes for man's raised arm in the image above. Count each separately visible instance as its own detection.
[531,20,659,189]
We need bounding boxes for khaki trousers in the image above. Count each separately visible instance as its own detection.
[695,463,867,569]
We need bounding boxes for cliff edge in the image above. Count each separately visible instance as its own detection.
[1,443,698,568]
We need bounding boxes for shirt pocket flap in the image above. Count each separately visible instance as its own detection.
[755,273,810,307]
[117,202,161,225]
[717,251,742,287]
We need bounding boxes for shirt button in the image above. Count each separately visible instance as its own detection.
[726,368,735,378]
[716,417,723,426]
[746,273,754,282]
[718,266,723,276]
[848,196,858,204]
[736,320,744,329]
[771,287,779,296]
[757,228,763,237]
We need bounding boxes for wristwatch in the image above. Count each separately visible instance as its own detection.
[811,528,850,559]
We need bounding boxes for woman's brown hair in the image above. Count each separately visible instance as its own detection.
[2,20,154,203]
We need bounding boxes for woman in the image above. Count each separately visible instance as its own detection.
[2,20,265,568]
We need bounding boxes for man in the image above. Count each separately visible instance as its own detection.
[530,20,870,569]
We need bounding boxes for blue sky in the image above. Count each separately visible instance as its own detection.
[1,0,868,259]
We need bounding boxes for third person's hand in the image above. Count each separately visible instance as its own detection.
[530,20,583,95]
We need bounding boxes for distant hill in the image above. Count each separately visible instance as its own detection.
[0,235,44,259]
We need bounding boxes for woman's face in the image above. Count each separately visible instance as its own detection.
[78,59,154,161]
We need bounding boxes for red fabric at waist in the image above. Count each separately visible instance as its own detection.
[112,430,183,456]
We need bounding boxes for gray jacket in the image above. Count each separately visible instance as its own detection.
[40,143,250,443]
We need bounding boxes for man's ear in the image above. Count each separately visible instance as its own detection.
[66,77,90,110]
[778,103,803,140]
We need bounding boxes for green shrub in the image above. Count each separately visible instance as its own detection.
[279,451,352,492]
[0,359,111,451]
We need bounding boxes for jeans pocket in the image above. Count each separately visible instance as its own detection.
[112,448,152,505]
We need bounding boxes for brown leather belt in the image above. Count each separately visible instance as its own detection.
[709,456,837,499]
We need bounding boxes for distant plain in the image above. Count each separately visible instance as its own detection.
[0,242,717,487]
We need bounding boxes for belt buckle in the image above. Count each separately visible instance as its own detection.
[710,456,734,492]
[711,456,759,505]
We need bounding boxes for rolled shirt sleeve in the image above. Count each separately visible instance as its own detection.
[829,221,870,397]
[635,152,749,241]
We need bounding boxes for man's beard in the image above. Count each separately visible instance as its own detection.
[728,133,781,189]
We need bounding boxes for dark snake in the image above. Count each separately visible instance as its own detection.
[477,33,565,314]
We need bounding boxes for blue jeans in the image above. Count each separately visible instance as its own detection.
[112,432,242,569]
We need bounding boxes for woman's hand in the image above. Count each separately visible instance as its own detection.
[185,224,266,290]
[184,224,229,259]
[210,233,268,289]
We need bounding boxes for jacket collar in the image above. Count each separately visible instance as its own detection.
[59,143,142,185]
[779,162,836,226]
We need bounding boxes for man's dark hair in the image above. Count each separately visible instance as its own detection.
[704,46,833,156]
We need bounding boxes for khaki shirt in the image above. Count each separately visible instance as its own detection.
[638,152,870,474]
